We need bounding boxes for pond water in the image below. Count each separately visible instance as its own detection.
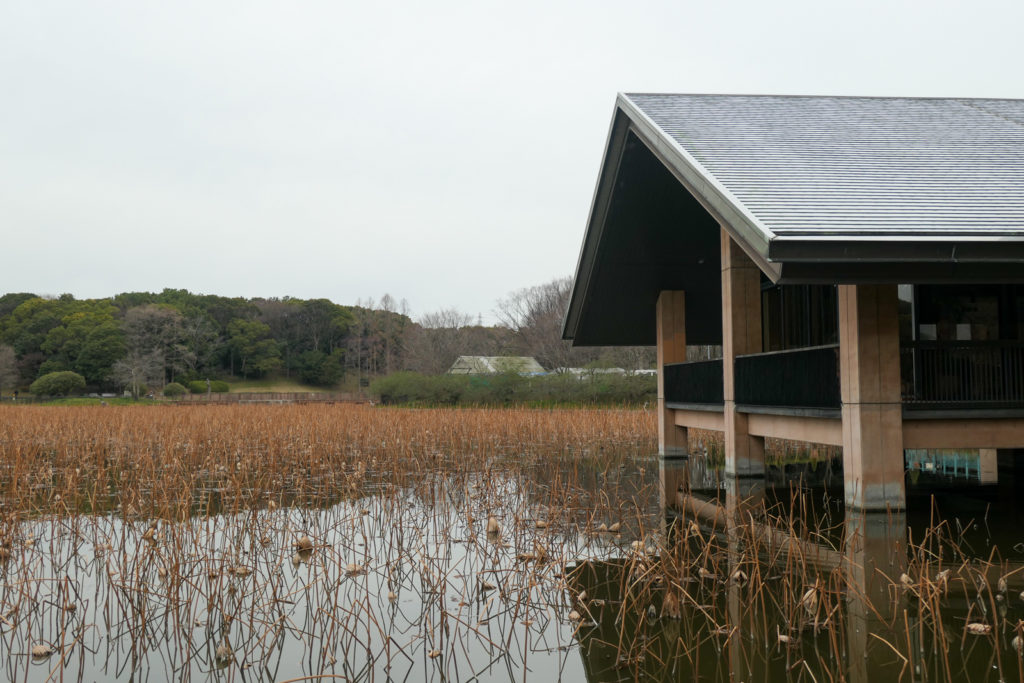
[3,472,641,682]
[651,453,1024,683]
[2,406,1023,682]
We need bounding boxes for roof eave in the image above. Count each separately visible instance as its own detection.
[615,93,781,280]
[769,234,1024,263]
[770,235,1024,283]
[564,95,786,342]
[563,102,633,342]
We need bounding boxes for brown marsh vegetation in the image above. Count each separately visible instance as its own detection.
[0,404,1022,682]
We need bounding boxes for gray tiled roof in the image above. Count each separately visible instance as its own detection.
[624,94,1024,239]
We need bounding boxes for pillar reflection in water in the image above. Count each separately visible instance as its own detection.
[844,509,908,683]
[724,476,765,682]
[659,452,914,682]
[659,454,690,524]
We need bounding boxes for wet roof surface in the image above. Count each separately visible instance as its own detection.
[625,94,1024,239]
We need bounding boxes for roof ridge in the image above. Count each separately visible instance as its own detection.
[624,92,1024,103]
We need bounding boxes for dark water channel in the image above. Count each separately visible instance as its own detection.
[593,453,1024,683]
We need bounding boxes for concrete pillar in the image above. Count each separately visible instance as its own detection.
[657,291,688,457]
[838,284,906,510]
[979,448,998,484]
[721,229,765,477]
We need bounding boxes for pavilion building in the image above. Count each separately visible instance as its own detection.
[563,94,1024,510]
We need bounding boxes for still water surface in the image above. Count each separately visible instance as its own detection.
[4,450,1024,682]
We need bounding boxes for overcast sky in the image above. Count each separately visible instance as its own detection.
[3,0,1022,323]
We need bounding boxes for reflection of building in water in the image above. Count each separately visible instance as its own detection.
[906,448,998,484]
[565,94,1024,511]
[637,455,1024,683]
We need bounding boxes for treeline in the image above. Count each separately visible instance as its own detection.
[371,371,655,407]
[0,289,409,395]
[0,277,655,397]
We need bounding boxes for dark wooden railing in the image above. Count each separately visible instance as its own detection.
[663,359,723,405]
[901,341,1024,405]
[735,345,841,410]
[664,341,1024,412]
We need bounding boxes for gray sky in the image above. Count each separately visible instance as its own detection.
[3,0,1022,323]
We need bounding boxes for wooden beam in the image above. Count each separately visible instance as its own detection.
[673,408,725,432]
[903,418,1024,449]
[745,412,843,446]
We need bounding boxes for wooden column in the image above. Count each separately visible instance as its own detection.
[979,448,998,484]
[721,229,765,477]
[839,284,906,510]
[657,291,688,457]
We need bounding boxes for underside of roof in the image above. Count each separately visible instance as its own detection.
[565,94,1024,347]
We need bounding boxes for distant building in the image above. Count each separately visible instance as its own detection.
[447,356,546,376]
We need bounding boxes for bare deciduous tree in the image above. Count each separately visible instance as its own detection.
[377,294,409,375]
[124,305,192,384]
[495,276,656,372]
[112,350,164,399]
[495,276,585,371]
[403,308,474,375]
